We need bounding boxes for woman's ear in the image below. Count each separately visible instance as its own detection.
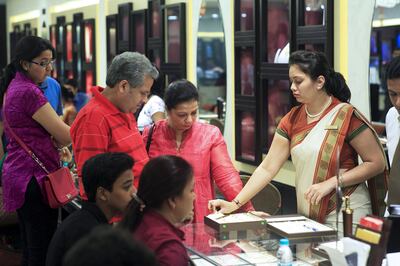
[316,75,326,90]
[167,198,176,209]
[20,60,29,71]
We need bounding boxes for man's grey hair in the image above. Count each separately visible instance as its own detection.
[106,52,159,88]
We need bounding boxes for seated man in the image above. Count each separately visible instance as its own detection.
[46,152,135,266]
[62,226,157,266]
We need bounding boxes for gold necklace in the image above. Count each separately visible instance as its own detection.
[305,96,332,118]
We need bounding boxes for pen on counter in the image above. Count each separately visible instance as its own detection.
[303,223,318,232]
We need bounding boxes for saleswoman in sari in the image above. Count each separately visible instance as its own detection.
[209,50,386,229]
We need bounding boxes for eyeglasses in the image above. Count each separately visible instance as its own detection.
[30,59,56,68]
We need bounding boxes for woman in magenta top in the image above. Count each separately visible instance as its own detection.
[0,36,71,266]
[120,155,195,266]
[142,79,253,222]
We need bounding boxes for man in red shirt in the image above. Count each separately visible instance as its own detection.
[71,52,159,197]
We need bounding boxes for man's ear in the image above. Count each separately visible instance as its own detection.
[117,80,130,94]
[97,187,108,201]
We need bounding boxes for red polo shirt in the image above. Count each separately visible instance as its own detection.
[70,86,148,197]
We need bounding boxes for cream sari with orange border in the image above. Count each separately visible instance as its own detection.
[290,103,387,225]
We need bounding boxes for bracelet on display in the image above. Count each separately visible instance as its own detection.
[232,199,242,208]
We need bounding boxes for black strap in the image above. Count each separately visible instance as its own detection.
[146,124,155,154]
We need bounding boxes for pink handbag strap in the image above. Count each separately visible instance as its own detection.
[2,93,50,174]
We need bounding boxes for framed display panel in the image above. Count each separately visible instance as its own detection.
[235,109,261,163]
[149,0,164,39]
[118,3,133,53]
[64,23,74,78]
[295,0,333,64]
[56,16,66,82]
[148,47,161,69]
[49,24,57,78]
[233,0,334,164]
[73,13,84,90]
[236,0,255,32]
[106,14,118,67]
[260,78,292,151]
[164,3,185,64]
[259,0,291,64]
[82,19,96,95]
[236,46,256,96]
[130,10,147,54]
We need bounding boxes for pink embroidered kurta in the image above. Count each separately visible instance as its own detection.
[142,120,253,222]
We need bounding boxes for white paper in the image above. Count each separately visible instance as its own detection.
[237,251,277,263]
[319,244,348,266]
[268,219,334,234]
[207,254,248,265]
[387,252,400,266]
[191,258,216,266]
[342,237,371,266]
[206,212,264,224]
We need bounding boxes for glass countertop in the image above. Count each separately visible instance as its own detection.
[183,223,335,266]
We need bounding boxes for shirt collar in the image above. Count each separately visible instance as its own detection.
[92,86,123,115]
[81,201,109,224]
[15,71,36,86]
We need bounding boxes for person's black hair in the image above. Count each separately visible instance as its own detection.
[0,36,55,106]
[385,56,400,80]
[61,86,75,102]
[82,152,134,202]
[150,66,165,98]
[65,78,78,89]
[289,50,351,102]
[119,155,193,232]
[164,79,199,110]
[62,226,157,266]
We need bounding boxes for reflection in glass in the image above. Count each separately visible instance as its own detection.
[84,22,93,63]
[240,47,254,96]
[166,6,181,63]
[85,70,93,94]
[58,25,64,78]
[267,1,290,63]
[76,24,82,83]
[197,0,226,115]
[299,43,325,52]
[151,0,161,38]
[239,0,254,31]
[132,13,146,53]
[240,111,255,161]
[66,25,73,63]
[266,80,291,147]
[50,26,57,78]
[149,49,161,69]
[303,0,326,26]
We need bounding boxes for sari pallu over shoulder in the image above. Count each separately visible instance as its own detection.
[291,103,388,223]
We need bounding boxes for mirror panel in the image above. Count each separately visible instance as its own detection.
[369,3,400,122]
[197,0,226,120]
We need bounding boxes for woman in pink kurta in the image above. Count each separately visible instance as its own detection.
[142,80,253,222]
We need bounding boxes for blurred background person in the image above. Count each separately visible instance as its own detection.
[63,78,88,113]
[63,226,157,266]
[137,70,165,132]
[61,85,77,126]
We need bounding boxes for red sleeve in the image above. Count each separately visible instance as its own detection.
[276,108,296,140]
[156,240,189,266]
[210,129,254,211]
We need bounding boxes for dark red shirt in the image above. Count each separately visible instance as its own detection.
[134,211,189,266]
[70,86,148,196]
